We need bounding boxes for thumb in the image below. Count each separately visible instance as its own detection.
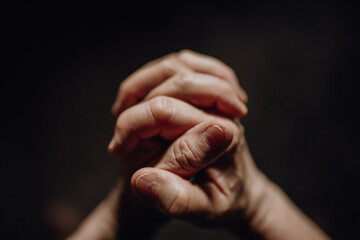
[131,167,212,219]
[152,120,234,178]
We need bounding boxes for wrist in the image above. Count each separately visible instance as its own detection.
[223,139,272,238]
[67,182,123,240]
[227,141,329,239]
[67,178,168,240]
[117,180,169,239]
[119,163,170,236]
[248,181,330,240]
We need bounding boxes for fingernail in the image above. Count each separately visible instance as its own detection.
[202,125,227,147]
[135,172,159,196]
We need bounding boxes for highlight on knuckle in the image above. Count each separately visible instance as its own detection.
[157,56,178,77]
[149,96,174,124]
[177,49,195,59]
[174,72,195,91]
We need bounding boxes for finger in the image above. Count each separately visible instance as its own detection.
[150,121,233,178]
[112,50,248,117]
[144,73,248,117]
[131,167,212,219]
[177,49,248,102]
[126,137,170,171]
[108,96,239,157]
[111,55,190,116]
[108,96,208,156]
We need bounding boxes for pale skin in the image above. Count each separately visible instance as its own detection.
[68,50,330,240]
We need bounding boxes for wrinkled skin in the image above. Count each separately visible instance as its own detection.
[108,50,259,231]
[68,50,330,240]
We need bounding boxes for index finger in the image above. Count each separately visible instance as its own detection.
[111,54,190,116]
[177,50,248,103]
[108,96,239,156]
[111,50,247,116]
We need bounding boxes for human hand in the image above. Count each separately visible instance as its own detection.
[69,50,330,240]
[110,95,259,228]
[98,50,255,239]
[107,50,261,236]
[111,49,248,118]
[107,50,330,240]
[108,50,248,174]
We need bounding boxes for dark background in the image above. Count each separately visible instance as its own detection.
[2,1,359,239]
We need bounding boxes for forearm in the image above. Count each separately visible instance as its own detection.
[229,145,330,240]
[249,179,330,240]
[66,183,121,240]
[67,177,168,240]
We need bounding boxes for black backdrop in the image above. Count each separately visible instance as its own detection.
[2,1,359,239]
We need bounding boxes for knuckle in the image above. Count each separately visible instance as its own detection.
[157,56,179,77]
[173,138,203,171]
[177,49,195,59]
[118,81,134,96]
[174,72,195,90]
[149,96,174,123]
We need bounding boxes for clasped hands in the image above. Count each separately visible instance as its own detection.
[108,50,261,228]
[69,50,329,240]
